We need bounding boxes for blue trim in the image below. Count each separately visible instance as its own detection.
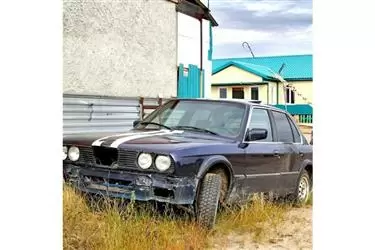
[208,22,213,61]
[272,104,313,115]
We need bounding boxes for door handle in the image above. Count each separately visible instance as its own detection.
[273,150,280,158]
[299,152,304,157]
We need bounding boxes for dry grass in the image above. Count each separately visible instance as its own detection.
[216,194,291,242]
[64,186,302,250]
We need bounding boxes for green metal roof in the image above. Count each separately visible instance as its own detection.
[212,54,312,81]
[212,61,278,81]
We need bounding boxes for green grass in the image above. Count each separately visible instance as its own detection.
[63,186,309,250]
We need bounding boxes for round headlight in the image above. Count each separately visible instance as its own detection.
[68,146,80,161]
[137,153,152,169]
[155,155,171,172]
[63,146,68,160]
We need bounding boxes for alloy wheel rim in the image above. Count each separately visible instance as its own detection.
[298,176,310,202]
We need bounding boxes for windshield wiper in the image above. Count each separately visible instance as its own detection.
[172,125,218,136]
[139,122,172,130]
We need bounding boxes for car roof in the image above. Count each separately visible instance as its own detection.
[171,98,287,113]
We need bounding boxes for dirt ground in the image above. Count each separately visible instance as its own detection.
[211,207,312,250]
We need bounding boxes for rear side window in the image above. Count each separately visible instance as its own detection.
[271,111,294,143]
[287,116,302,143]
[248,108,273,142]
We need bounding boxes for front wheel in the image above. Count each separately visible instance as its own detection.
[196,173,222,229]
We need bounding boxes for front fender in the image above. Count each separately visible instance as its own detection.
[197,155,233,179]
[196,155,234,202]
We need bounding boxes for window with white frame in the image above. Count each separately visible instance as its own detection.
[250,86,259,100]
[286,87,295,104]
[219,88,227,98]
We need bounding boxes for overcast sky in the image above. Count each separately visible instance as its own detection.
[209,0,312,58]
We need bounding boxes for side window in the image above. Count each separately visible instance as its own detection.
[287,116,302,143]
[271,111,294,143]
[248,108,273,142]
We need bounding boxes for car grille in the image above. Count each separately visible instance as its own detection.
[118,150,139,168]
[72,146,137,168]
[92,146,118,166]
[69,146,174,172]
[77,146,95,164]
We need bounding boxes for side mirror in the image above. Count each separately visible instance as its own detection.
[133,119,140,127]
[246,128,268,141]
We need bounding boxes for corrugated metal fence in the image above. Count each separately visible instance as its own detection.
[63,94,312,140]
[63,94,140,136]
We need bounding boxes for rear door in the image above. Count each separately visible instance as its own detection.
[269,110,300,194]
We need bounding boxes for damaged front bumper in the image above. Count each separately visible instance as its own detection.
[64,164,198,205]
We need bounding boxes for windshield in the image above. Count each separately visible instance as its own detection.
[137,100,246,138]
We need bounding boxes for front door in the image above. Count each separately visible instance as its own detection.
[243,108,285,194]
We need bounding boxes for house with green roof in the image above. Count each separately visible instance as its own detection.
[211,54,313,123]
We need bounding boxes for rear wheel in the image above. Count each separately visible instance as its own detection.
[196,173,222,229]
[293,169,312,204]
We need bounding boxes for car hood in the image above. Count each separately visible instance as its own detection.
[63,129,235,151]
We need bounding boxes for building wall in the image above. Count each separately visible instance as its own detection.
[177,13,212,98]
[211,65,313,105]
[177,13,200,68]
[211,66,266,100]
[63,0,177,98]
[268,82,278,104]
[277,81,313,104]
[211,66,263,84]
[211,85,268,101]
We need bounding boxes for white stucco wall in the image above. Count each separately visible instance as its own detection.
[177,12,200,67]
[63,0,177,98]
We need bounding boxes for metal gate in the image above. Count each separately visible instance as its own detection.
[177,64,204,98]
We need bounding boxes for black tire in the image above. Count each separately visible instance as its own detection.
[210,169,229,205]
[197,173,222,229]
[292,169,312,204]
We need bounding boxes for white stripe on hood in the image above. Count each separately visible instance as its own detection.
[109,129,184,148]
[92,130,166,147]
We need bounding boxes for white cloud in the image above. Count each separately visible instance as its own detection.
[244,1,292,13]
[286,7,313,15]
[213,28,272,45]
[284,25,312,41]
[213,25,312,46]
[210,0,313,57]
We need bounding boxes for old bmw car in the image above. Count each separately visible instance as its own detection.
[63,99,313,229]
